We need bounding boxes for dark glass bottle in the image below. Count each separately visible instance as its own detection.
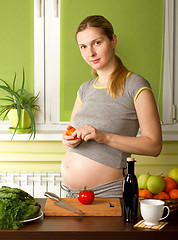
[123,157,138,222]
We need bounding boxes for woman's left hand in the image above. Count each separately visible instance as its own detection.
[75,124,105,143]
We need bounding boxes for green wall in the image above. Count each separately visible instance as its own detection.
[0,0,34,120]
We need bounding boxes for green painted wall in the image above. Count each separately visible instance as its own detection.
[0,0,34,120]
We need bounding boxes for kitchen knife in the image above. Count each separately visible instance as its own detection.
[44,192,84,215]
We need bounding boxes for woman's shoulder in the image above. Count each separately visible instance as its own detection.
[80,78,95,88]
[125,72,151,100]
[78,78,96,100]
[126,72,151,89]
[78,78,96,92]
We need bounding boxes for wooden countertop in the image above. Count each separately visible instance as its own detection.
[0,198,177,240]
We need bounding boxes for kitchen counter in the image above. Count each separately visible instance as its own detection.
[0,198,177,240]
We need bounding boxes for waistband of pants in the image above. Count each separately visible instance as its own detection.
[61,178,124,198]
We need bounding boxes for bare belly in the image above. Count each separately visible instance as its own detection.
[61,151,124,190]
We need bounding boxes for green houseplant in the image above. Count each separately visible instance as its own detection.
[0,69,40,140]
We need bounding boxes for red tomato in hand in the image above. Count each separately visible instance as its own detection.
[78,187,95,204]
[66,127,78,140]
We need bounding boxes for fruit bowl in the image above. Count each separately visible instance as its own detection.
[139,197,178,213]
[163,198,178,213]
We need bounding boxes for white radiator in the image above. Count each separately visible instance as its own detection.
[0,172,65,198]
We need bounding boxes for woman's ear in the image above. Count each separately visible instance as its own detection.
[112,34,117,48]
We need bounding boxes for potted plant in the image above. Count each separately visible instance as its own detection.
[0,69,40,140]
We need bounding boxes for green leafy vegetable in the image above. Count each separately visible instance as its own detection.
[0,186,41,230]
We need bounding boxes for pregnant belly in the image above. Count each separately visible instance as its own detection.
[61,151,124,190]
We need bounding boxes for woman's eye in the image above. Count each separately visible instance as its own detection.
[95,41,101,46]
[80,45,86,49]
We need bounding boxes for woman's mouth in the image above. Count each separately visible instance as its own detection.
[91,58,100,64]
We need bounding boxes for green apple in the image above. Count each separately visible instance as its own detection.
[168,168,178,184]
[147,175,166,194]
[138,173,151,189]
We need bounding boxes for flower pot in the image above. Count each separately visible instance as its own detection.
[7,109,33,134]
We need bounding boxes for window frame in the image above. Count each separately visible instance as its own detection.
[34,0,68,131]
[161,0,178,140]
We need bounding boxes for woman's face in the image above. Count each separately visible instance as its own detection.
[76,27,117,71]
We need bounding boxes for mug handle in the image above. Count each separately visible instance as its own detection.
[160,206,170,221]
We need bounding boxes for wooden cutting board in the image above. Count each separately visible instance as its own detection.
[44,198,122,216]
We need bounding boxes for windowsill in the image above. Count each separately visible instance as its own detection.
[0,123,178,141]
[161,124,178,141]
[0,121,68,141]
[0,130,64,141]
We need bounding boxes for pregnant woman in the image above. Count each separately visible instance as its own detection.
[61,15,162,198]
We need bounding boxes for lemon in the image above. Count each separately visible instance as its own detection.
[168,168,178,184]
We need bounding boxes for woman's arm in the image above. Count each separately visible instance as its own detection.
[75,89,162,157]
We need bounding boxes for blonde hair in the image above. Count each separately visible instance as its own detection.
[76,15,130,98]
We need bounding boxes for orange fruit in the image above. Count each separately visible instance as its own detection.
[66,127,76,135]
[169,189,178,199]
[66,127,78,139]
[153,194,158,199]
[139,189,153,199]
[157,191,170,200]
[164,177,178,193]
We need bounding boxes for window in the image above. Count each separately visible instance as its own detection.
[0,0,65,140]
[162,0,178,140]
[34,0,67,133]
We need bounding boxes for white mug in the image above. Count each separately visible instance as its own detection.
[140,199,170,226]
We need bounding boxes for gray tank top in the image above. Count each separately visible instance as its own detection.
[68,72,151,169]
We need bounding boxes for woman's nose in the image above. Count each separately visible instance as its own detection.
[89,46,96,57]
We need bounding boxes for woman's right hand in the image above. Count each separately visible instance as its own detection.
[62,125,81,148]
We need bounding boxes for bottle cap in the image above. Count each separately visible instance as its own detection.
[127,157,135,162]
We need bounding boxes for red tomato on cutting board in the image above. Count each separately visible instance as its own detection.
[78,187,95,205]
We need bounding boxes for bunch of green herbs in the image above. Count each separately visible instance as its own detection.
[0,186,41,230]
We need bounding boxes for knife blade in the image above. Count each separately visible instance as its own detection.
[44,192,84,215]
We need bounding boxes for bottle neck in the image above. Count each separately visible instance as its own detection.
[127,160,135,174]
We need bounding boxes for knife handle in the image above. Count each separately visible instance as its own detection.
[44,192,60,201]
